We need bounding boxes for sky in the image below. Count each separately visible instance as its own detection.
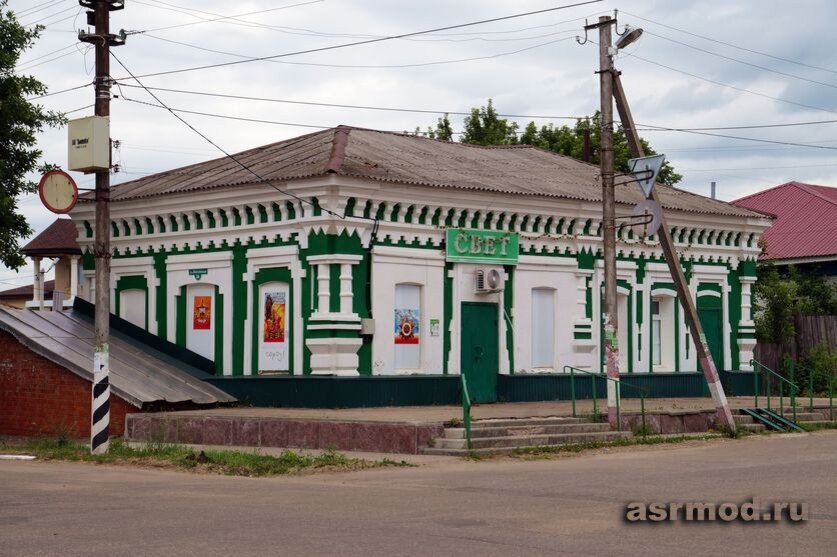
[4,0,837,288]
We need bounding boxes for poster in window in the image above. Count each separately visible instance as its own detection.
[193,296,211,330]
[259,283,289,372]
[394,308,420,345]
[263,291,286,343]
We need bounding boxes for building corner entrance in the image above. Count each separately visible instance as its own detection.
[460,301,499,403]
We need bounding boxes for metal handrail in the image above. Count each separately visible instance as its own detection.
[460,374,472,449]
[794,362,835,421]
[749,359,799,421]
[563,365,647,435]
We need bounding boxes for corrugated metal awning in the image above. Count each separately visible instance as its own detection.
[0,307,236,408]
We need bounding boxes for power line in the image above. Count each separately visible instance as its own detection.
[635,122,837,150]
[115,82,837,132]
[27,82,90,100]
[643,30,837,91]
[139,0,605,44]
[115,1,603,80]
[17,48,80,71]
[110,50,346,219]
[621,10,837,76]
[616,47,837,115]
[14,0,67,18]
[114,82,584,120]
[21,4,77,26]
[120,93,837,151]
[17,41,77,66]
[138,32,577,70]
[139,0,326,34]
[684,163,837,172]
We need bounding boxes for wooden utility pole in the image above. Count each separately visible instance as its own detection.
[594,15,620,427]
[611,73,736,432]
[79,0,125,454]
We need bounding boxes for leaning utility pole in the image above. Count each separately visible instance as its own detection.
[595,16,620,427]
[79,0,125,454]
[611,73,736,432]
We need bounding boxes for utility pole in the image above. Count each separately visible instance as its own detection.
[594,15,620,427]
[79,0,125,454]
[611,73,736,432]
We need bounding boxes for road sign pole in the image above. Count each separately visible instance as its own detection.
[595,16,620,428]
[611,72,736,432]
[79,0,126,454]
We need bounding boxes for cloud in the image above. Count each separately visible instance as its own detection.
[5,0,837,281]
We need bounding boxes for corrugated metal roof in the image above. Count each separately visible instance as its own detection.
[22,219,81,256]
[0,306,236,408]
[88,126,760,218]
[732,181,837,260]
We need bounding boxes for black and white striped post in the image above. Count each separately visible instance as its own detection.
[91,352,110,454]
[78,0,125,454]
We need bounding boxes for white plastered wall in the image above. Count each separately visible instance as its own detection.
[242,245,305,376]
[166,251,233,375]
[109,256,157,334]
[371,246,445,375]
[592,260,638,373]
[512,256,577,373]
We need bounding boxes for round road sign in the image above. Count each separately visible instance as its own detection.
[38,170,78,214]
[631,199,663,238]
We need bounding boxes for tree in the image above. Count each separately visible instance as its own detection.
[420,101,683,185]
[461,99,519,146]
[520,112,682,186]
[0,2,65,270]
[753,261,797,344]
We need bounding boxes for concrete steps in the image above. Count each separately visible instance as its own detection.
[421,416,632,456]
[733,414,766,433]
[733,408,835,433]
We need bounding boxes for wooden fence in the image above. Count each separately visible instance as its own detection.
[754,315,837,373]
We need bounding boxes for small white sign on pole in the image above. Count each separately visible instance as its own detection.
[628,154,666,197]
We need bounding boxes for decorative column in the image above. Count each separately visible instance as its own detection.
[32,257,42,307]
[737,275,757,371]
[339,263,353,314]
[316,263,330,314]
[306,254,364,375]
[70,255,80,299]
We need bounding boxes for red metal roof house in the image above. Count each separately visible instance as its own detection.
[732,181,837,276]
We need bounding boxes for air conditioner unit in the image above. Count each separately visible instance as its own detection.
[474,268,504,294]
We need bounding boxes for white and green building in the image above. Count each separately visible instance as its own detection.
[66,126,770,404]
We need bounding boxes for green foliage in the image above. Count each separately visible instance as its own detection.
[0,439,411,476]
[520,112,682,185]
[422,100,683,185]
[754,262,797,343]
[0,2,66,269]
[790,266,837,315]
[754,261,837,344]
[797,341,836,395]
[461,99,519,146]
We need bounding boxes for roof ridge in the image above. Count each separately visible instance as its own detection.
[793,182,837,207]
[325,125,351,173]
[731,181,799,204]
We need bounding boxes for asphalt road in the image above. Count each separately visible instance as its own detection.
[1,432,835,556]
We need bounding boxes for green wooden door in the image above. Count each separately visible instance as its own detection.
[460,302,499,403]
[698,308,723,373]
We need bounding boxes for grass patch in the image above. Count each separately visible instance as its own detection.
[509,433,725,458]
[799,421,837,432]
[0,438,413,476]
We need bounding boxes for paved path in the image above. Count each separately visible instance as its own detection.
[159,396,835,423]
[1,431,835,556]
